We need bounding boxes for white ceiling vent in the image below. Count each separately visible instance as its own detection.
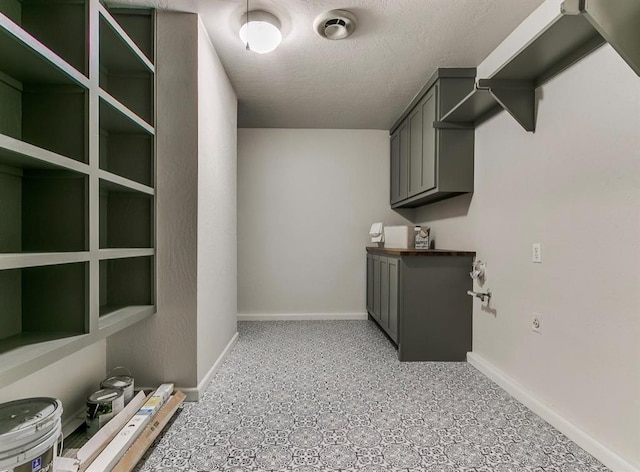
[314,10,357,40]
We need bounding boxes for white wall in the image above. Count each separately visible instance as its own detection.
[0,341,106,426]
[415,44,640,469]
[237,129,413,317]
[108,12,238,397]
[196,18,238,382]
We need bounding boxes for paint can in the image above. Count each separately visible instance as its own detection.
[100,367,134,405]
[0,397,63,472]
[85,388,124,439]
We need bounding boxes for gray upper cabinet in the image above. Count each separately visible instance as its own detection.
[390,68,475,208]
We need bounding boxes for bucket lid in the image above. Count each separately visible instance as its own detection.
[87,388,123,404]
[101,376,133,389]
[0,398,62,446]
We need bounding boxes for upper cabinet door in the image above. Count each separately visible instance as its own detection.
[390,130,401,204]
[420,85,437,193]
[408,104,423,196]
[398,121,409,201]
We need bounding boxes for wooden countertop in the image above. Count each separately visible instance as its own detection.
[366,246,476,257]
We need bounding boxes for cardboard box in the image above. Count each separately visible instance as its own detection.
[384,226,414,248]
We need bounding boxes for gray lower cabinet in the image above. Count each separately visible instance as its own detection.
[366,248,474,361]
[390,68,476,208]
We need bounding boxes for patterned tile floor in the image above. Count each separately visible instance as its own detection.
[136,320,610,471]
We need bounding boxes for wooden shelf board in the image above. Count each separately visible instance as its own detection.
[99,4,154,74]
[98,169,154,195]
[99,89,155,135]
[442,8,607,129]
[440,88,501,124]
[0,252,90,270]
[98,305,155,337]
[490,13,604,86]
[0,133,90,174]
[98,248,154,261]
[0,13,89,87]
[0,332,92,387]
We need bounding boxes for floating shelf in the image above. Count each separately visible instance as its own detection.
[442,0,640,131]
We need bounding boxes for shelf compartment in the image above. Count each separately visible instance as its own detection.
[99,6,153,126]
[108,7,155,65]
[0,262,88,345]
[99,179,153,249]
[99,256,154,318]
[0,167,88,253]
[0,0,89,77]
[99,129,153,188]
[0,77,88,164]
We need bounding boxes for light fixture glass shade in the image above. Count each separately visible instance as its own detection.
[239,10,282,54]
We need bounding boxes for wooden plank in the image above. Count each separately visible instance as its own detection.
[112,391,186,472]
[77,391,150,472]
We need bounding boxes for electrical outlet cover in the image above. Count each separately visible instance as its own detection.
[532,243,542,263]
[532,314,542,334]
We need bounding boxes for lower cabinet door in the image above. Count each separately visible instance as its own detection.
[380,257,389,329]
[372,255,381,321]
[366,254,373,313]
[387,257,399,342]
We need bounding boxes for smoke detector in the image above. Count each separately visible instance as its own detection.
[313,9,357,40]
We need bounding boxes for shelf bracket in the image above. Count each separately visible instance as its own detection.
[477,79,536,132]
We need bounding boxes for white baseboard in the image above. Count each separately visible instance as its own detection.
[237,313,368,321]
[467,352,639,472]
[178,332,239,402]
[62,407,86,438]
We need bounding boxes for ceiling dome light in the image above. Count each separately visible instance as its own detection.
[239,10,282,54]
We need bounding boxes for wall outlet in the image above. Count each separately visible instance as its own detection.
[532,243,542,263]
[532,314,542,334]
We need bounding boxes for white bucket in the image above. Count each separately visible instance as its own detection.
[0,398,63,472]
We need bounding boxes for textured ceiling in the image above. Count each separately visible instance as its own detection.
[110,0,545,129]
